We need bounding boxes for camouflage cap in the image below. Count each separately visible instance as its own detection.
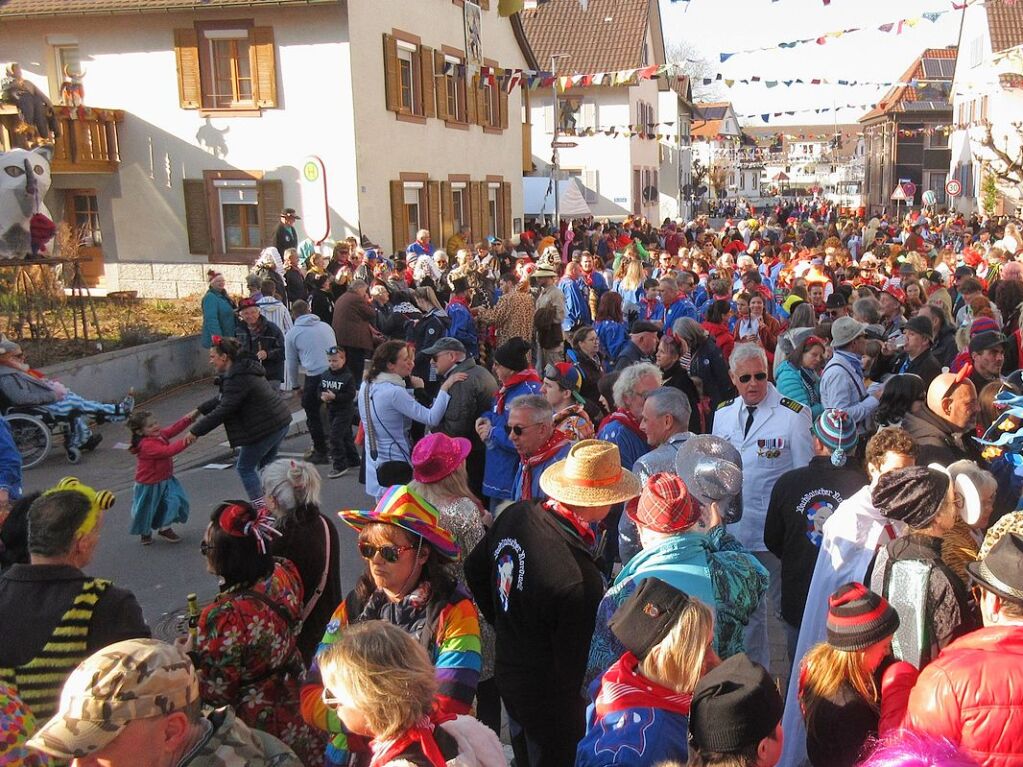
[27,638,199,759]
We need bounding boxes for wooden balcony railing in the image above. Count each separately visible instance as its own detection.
[50,107,124,174]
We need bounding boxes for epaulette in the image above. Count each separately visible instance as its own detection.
[717,397,736,410]
[780,397,806,414]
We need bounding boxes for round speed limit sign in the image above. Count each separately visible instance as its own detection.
[945,178,962,197]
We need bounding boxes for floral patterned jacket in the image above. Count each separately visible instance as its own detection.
[195,558,327,767]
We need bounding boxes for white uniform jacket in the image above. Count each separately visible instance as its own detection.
[711,384,814,552]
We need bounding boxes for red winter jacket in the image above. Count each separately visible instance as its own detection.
[131,415,193,484]
[904,625,1023,767]
[702,320,735,361]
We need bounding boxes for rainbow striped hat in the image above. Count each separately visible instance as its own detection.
[339,485,460,562]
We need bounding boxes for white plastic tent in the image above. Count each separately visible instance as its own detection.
[522,177,593,218]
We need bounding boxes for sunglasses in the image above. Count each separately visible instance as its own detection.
[738,372,768,384]
[358,542,414,562]
[505,422,542,436]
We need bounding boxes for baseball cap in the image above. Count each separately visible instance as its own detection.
[421,337,466,356]
[630,320,661,335]
[543,362,586,405]
[28,639,200,760]
[970,330,1009,353]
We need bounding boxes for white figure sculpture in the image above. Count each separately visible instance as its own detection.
[0,146,53,258]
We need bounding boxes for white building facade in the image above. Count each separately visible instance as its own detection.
[0,0,533,296]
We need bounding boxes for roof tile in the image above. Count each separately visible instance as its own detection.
[0,0,334,18]
[987,0,1023,53]
[520,0,650,75]
[860,47,955,123]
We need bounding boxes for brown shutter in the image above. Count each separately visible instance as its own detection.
[250,27,278,108]
[427,180,442,240]
[257,179,285,247]
[465,74,478,125]
[476,80,488,127]
[434,52,451,122]
[501,181,512,238]
[174,28,201,109]
[499,88,509,130]
[383,34,400,113]
[390,180,405,253]
[469,182,484,243]
[440,181,454,243]
[183,179,212,255]
[419,46,436,119]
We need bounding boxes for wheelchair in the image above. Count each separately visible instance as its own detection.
[2,395,93,469]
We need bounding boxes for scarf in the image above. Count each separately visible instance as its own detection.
[595,652,692,718]
[598,408,647,443]
[545,499,596,546]
[448,293,470,309]
[370,715,455,767]
[519,429,572,500]
[798,366,821,406]
[494,369,542,414]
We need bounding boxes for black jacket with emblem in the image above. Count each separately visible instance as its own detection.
[465,500,604,761]
[764,455,867,627]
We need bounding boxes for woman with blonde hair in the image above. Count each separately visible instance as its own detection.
[798,582,917,767]
[318,621,504,767]
[614,257,646,311]
[577,578,718,767]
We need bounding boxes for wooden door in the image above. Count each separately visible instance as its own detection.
[64,191,105,287]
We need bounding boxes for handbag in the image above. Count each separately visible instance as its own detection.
[363,382,414,486]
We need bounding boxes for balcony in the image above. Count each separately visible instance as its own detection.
[0,105,123,174]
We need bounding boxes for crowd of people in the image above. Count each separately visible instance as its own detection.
[4,203,1023,766]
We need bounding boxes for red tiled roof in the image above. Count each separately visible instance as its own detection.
[1001,72,1023,89]
[987,0,1023,53]
[0,0,335,17]
[859,47,955,123]
[520,0,652,75]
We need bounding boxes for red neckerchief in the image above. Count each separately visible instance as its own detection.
[582,270,595,286]
[598,408,647,443]
[520,429,572,500]
[370,715,455,767]
[495,369,542,414]
[544,499,596,546]
[595,652,693,717]
[448,294,470,309]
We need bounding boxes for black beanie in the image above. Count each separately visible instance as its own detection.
[871,466,950,529]
[494,338,531,372]
[826,582,900,651]
[689,653,782,754]
[609,577,691,660]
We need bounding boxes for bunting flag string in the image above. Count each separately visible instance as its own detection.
[706,75,953,90]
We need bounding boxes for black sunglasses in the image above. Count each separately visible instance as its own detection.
[358,543,414,563]
[738,372,768,384]
[505,422,541,436]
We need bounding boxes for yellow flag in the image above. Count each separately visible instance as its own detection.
[498,0,525,16]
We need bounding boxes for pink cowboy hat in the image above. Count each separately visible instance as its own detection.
[412,433,471,484]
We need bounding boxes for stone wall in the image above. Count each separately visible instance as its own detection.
[109,263,251,299]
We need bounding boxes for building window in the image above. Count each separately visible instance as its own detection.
[404,182,424,243]
[71,192,101,246]
[383,33,431,119]
[452,184,467,232]
[559,96,581,132]
[444,56,463,121]
[398,45,416,112]
[174,23,277,111]
[55,44,81,83]
[215,179,260,250]
[487,184,499,235]
[926,128,949,149]
[484,82,500,128]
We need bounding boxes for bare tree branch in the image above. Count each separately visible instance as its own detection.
[975,125,1023,187]
[665,40,721,101]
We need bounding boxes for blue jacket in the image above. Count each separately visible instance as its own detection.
[512,440,572,502]
[582,272,608,306]
[482,378,543,499]
[577,655,691,767]
[0,418,22,501]
[201,289,236,349]
[446,301,478,358]
[613,281,644,309]
[776,360,823,419]
[597,419,648,471]
[560,278,592,331]
[692,283,709,307]
[595,321,629,359]
[663,297,698,331]
[640,297,664,324]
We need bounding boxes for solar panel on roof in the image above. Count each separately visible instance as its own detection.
[921,60,940,78]
[939,60,955,78]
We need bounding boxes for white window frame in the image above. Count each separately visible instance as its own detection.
[451,182,467,233]
[213,178,259,253]
[397,42,417,113]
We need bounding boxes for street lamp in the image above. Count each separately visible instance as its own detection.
[550,52,570,228]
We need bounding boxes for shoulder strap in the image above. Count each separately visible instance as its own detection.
[240,587,299,635]
[300,516,333,623]
[364,383,379,461]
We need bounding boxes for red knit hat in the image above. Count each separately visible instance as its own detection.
[628,472,701,534]
[882,285,906,305]
[826,582,899,651]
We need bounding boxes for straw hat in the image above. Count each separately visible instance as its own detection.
[539,439,641,508]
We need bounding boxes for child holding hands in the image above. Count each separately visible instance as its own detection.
[127,408,198,545]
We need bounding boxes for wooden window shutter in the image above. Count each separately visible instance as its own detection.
[390,180,405,253]
[476,80,488,127]
[257,179,284,247]
[501,181,512,238]
[465,74,478,125]
[419,46,436,118]
[425,181,441,239]
[479,182,492,237]
[434,52,451,121]
[469,182,484,243]
[250,27,278,108]
[174,28,201,109]
[440,181,454,243]
[499,89,509,130]
[383,34,400,113]
[183,179,212,254]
